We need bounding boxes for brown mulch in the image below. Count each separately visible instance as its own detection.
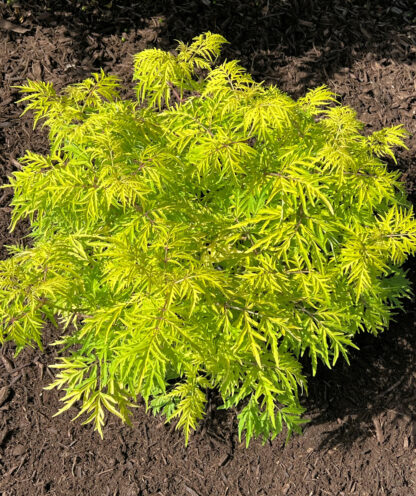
[1,1,416,495]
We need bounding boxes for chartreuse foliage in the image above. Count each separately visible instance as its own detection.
[1,32,415,447]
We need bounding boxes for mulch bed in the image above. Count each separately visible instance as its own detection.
[1,0,416,494]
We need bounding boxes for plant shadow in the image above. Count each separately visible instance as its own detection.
[3,0,415,91]
[300,260,416,451]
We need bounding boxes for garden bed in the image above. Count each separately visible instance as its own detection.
[0,1,416,494]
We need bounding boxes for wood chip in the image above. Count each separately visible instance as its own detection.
[0,429,8,446]
[0,386,10,407]
[184,484,200,496]
[372,417,384,444]
[0,19,30,34]
[1,355,14,373]
[11,444,25,457]
[217,453,230,467]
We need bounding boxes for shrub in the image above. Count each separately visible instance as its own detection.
[1,32,415,447]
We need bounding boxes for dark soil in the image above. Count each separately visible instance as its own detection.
[1,1,416,495]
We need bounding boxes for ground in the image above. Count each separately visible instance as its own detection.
[0,1,416,495]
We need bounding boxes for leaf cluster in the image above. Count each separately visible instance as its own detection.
[1,32,415,447]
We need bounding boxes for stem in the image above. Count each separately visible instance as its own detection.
[167,82,185,104]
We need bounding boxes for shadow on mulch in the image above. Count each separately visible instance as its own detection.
[4,1,416,78]
[304,305,416,451]
[295,245,416,450]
